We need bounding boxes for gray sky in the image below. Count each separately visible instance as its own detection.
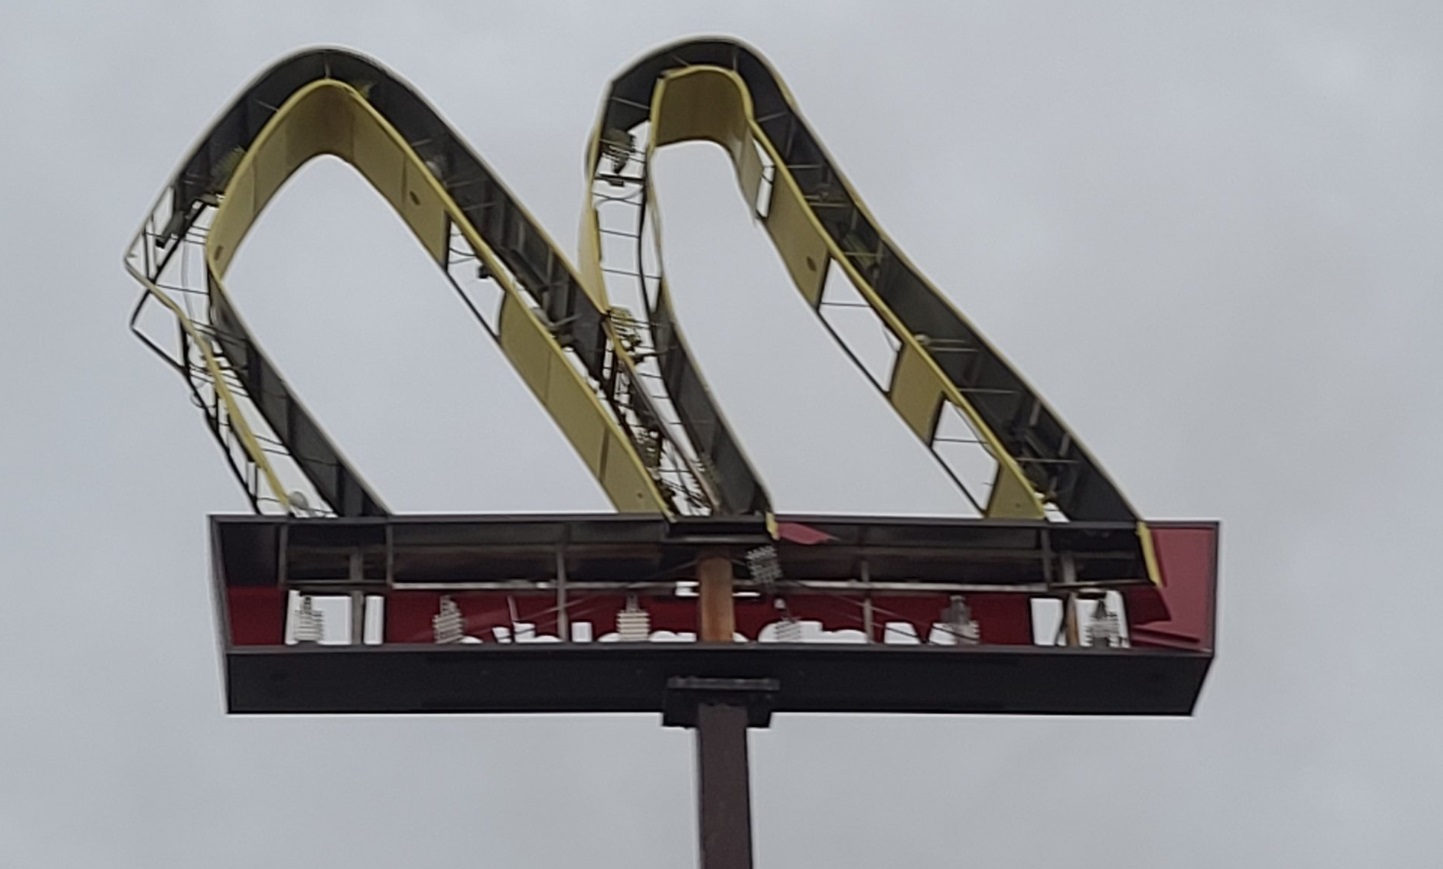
[2,1,1440,866]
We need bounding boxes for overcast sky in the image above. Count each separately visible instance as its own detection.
[2,2,1441,866]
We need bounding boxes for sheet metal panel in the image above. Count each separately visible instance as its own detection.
[225,645,1210,715]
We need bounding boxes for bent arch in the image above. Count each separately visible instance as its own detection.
[206,78,667,515]
[583,39,1142,526]
[127,48,766,518]
[128,41,1155,581]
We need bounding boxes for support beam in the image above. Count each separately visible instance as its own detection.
[663,678,777,869]
[695,702,753,869]
[698,554,735,642]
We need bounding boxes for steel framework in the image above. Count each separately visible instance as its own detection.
[127,40,1218,869]
[126,41,1152,534]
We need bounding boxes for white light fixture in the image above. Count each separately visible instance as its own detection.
[292,595,324,644]
[616,594,651,642]
[433,595,465,644]
[1084,598,1124,648]
[943,595,980,646]
[773,599,802,643]
[747,546,782,591]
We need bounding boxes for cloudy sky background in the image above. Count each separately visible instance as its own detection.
[2,2,1440,865]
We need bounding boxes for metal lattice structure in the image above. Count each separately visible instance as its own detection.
[127,39,1216,715]
[126,42,1149,528]
[130,40,1220,869]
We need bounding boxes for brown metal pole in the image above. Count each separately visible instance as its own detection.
[689,552,753,868]
[698,554,735,642]
[1063,593,1080,647]
[695,702,754,869]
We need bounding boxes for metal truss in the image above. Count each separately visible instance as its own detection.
[127,41,1151,564]
[126,195,343,516]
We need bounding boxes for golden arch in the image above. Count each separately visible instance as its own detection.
[207,78,670,514]
[126,40,1153,577]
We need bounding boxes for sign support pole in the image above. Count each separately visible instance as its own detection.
[664,678,778,869]
[694,700,755,869]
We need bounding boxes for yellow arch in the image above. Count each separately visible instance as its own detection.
[204,79,669,513]
[578,64,1044,519]
[578,43,1154,579]
[128,43,1155,584]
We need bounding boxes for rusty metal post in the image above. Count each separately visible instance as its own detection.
[695,702,753,869]
[698,554,735,642]
[664,678,776,869]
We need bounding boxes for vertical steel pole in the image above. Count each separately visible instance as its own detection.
[698,554,735,642]
[1060,553,1079,647]
[348,551,365,646]
[555,549,569,641]
[695,702,754,869]
[860,559,875,643]
[678,543,763,868]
